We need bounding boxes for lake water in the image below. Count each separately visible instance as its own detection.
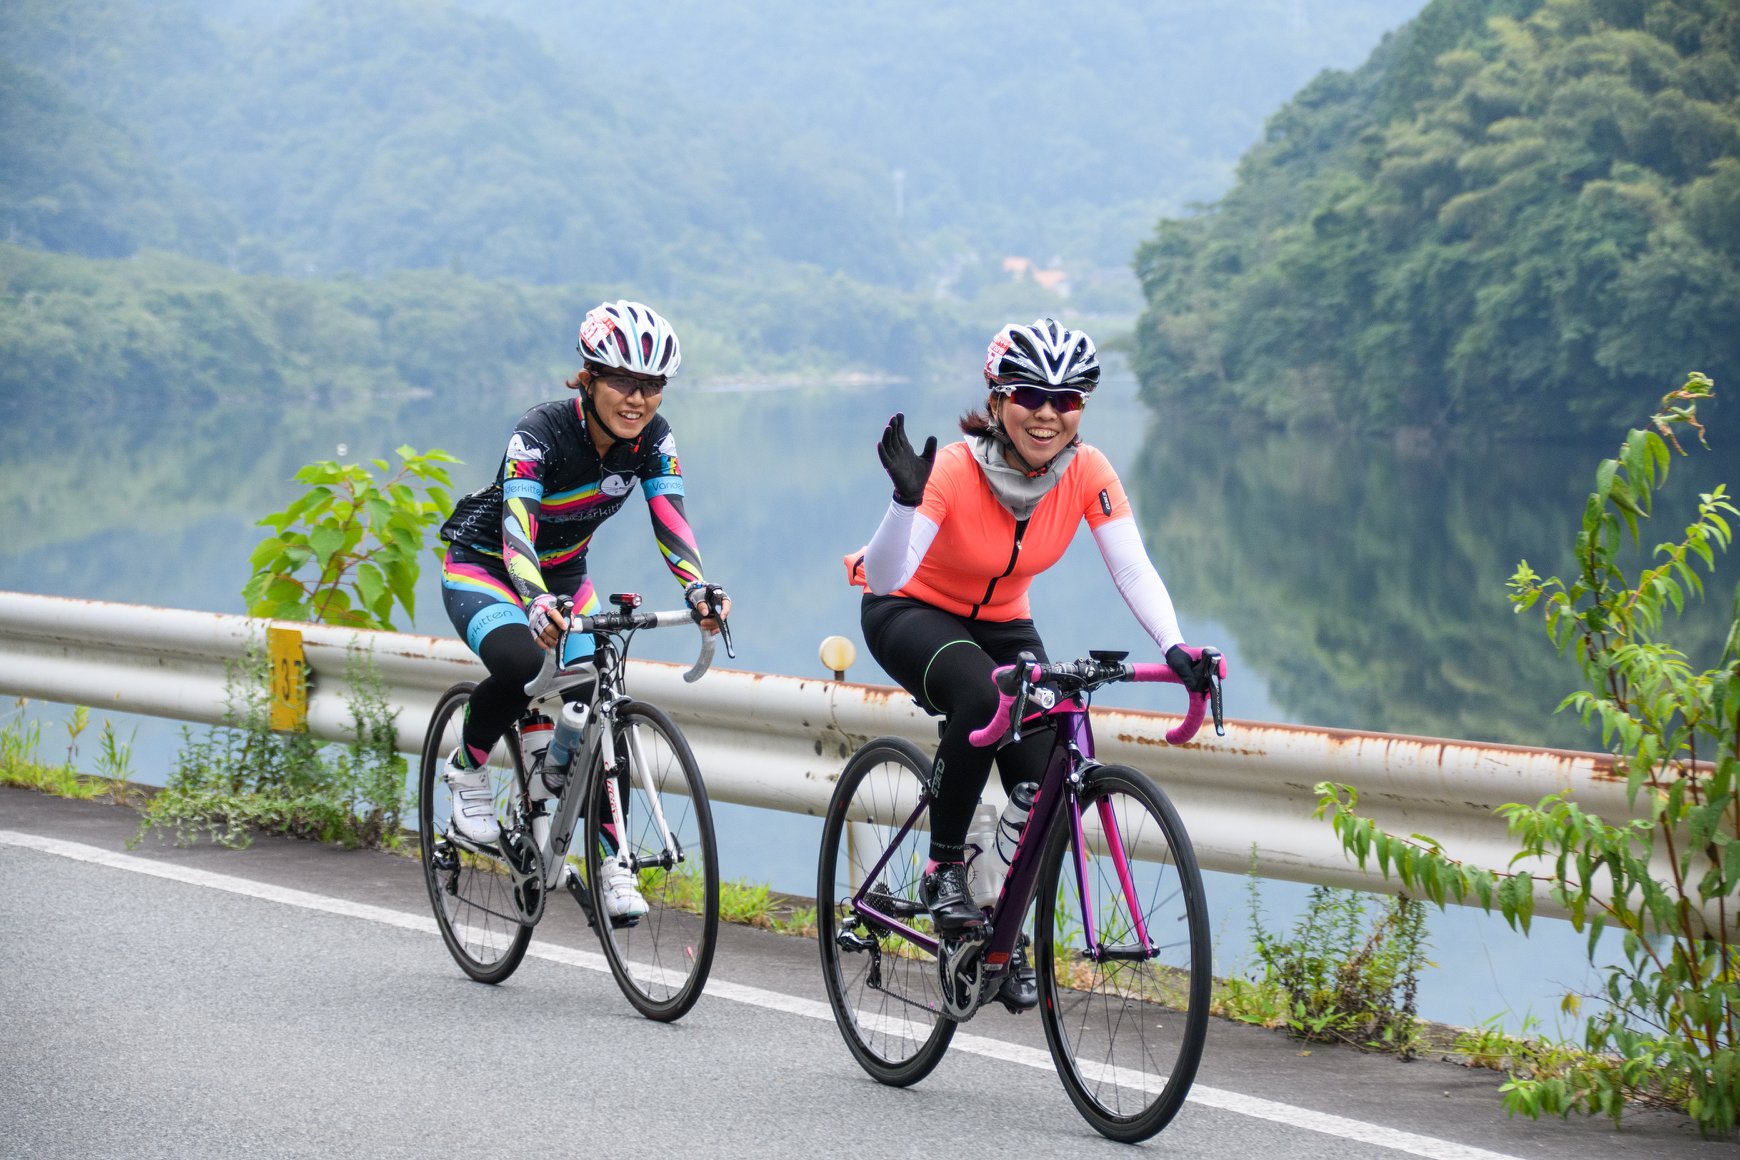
[3,369,1731,1035]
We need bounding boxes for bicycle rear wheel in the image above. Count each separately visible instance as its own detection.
[817,737,955,1086]
[583,700,718,1022]
[1035,764,1210,1143]
[418,682,533,984]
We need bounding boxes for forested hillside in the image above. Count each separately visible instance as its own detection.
[0,0,1425,404]
[1133,0,1740,437]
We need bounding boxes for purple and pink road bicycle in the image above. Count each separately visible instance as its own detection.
[816,646,1226,1143]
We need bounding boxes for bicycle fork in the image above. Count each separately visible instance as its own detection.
[1066,778,1157,963]
[593,709,686,878]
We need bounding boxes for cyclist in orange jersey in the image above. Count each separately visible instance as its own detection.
[845,318,1211,1006]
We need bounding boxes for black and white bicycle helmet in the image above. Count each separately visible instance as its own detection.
[577,300,682,378]
[983,317,1099,392]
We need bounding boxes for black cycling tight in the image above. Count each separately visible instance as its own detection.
[860,594,1054,862]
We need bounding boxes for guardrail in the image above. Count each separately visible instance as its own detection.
[0,590,1660,921]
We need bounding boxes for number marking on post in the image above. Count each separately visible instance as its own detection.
[268,626,308,732]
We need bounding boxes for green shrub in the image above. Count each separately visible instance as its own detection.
[1315,374,1738,1133]
[137,643,409,850]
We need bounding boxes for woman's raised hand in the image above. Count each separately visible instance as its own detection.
[877,412,937,507]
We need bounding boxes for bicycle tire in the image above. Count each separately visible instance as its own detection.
[817,736,955,1086]
[418,682,534,984]
[1035,763,1210,1143]
[584,700,718,1022]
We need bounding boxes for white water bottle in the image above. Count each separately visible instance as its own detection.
[539,702,589,797]
[964,801,1002,907]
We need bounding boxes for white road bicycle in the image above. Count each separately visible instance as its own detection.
[418,590,729,1021]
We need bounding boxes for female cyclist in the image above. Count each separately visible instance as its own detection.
[845,317,1211,1008]
[438,299,730,918]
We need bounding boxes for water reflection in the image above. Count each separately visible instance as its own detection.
[1128,419,1736,750]
[2,381,1733,1035]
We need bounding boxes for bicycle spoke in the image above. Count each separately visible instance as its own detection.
[586,701,717,1022]
[818,737,955,1086]
[418,683,533,983]
[1037,765,1209,1143]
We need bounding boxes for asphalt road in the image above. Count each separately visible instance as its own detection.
[0,786,1728,1159]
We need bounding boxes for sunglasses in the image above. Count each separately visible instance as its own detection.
[1005,385,1085,413]
[595,373,666,398]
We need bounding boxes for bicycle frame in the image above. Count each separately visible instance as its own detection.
[847,699,1151,977]
[519,598,720,894]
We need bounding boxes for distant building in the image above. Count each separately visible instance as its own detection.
[1001,255,1071,298]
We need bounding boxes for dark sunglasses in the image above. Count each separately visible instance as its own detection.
[595,373,666,398]
[1006,385,1085,413]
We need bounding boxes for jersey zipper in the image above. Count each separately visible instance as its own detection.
[968,517,1029,619]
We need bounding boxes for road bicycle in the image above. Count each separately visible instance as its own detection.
[817,645,1225,1142]
[419,589,730,1021]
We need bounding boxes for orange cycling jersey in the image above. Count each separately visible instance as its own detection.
[846,440,1131,621]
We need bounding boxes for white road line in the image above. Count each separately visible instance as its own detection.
[2,830,1524,1160]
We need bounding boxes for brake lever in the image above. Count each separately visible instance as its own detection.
[1202,647,1225,737]
[703,583,735,660]
[1007,650,1036,745]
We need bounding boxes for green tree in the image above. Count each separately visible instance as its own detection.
[1134,0,1740,438]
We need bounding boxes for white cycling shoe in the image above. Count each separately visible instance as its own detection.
[443,751,500,845]
[599,857,650,919]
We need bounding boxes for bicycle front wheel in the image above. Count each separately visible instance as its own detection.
[1035,764,1210,1143]
[816,736,954,1086]
[583,700,718,1022]
[418,682,533,984]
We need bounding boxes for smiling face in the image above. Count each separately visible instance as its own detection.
[583,368,666,451]
[991,385,1086,470]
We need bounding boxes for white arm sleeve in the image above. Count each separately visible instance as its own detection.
[862,501,940,594]
[1092,516,1185,654]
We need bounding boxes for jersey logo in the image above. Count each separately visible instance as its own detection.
[1099,489,1112,516]
[657,431,678,456]
[506,434,544,463]
[601,473,634,497]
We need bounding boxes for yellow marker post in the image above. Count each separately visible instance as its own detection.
[267,626,308,732]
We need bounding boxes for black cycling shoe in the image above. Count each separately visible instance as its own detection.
[919,863,985,934]
[998,935,1039,1012]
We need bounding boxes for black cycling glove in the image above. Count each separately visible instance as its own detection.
[877,412,937,508]
[1166,644,1212,695]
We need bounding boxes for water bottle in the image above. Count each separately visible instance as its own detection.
[964,801,1001,907]
[520,710,555,799]
[993,781,1038,873]
[540,701,589,797]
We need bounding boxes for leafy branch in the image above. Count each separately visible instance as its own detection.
[1315,374,1738,1134]
[243,445,459,631]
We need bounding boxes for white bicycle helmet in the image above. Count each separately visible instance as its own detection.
[577,300,682,378]
[983,318,1099,392]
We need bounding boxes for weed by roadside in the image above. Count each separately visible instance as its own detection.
[1,697,145,807]
[135,642,408,851]
[1213,855,1429,1059]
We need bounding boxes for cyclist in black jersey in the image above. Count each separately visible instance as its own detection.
[436,300,730,917]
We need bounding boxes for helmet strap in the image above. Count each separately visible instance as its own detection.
[578,378,633,449]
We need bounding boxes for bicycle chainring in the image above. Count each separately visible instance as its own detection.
[499,826,547,926]
[936,930,992,1022]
